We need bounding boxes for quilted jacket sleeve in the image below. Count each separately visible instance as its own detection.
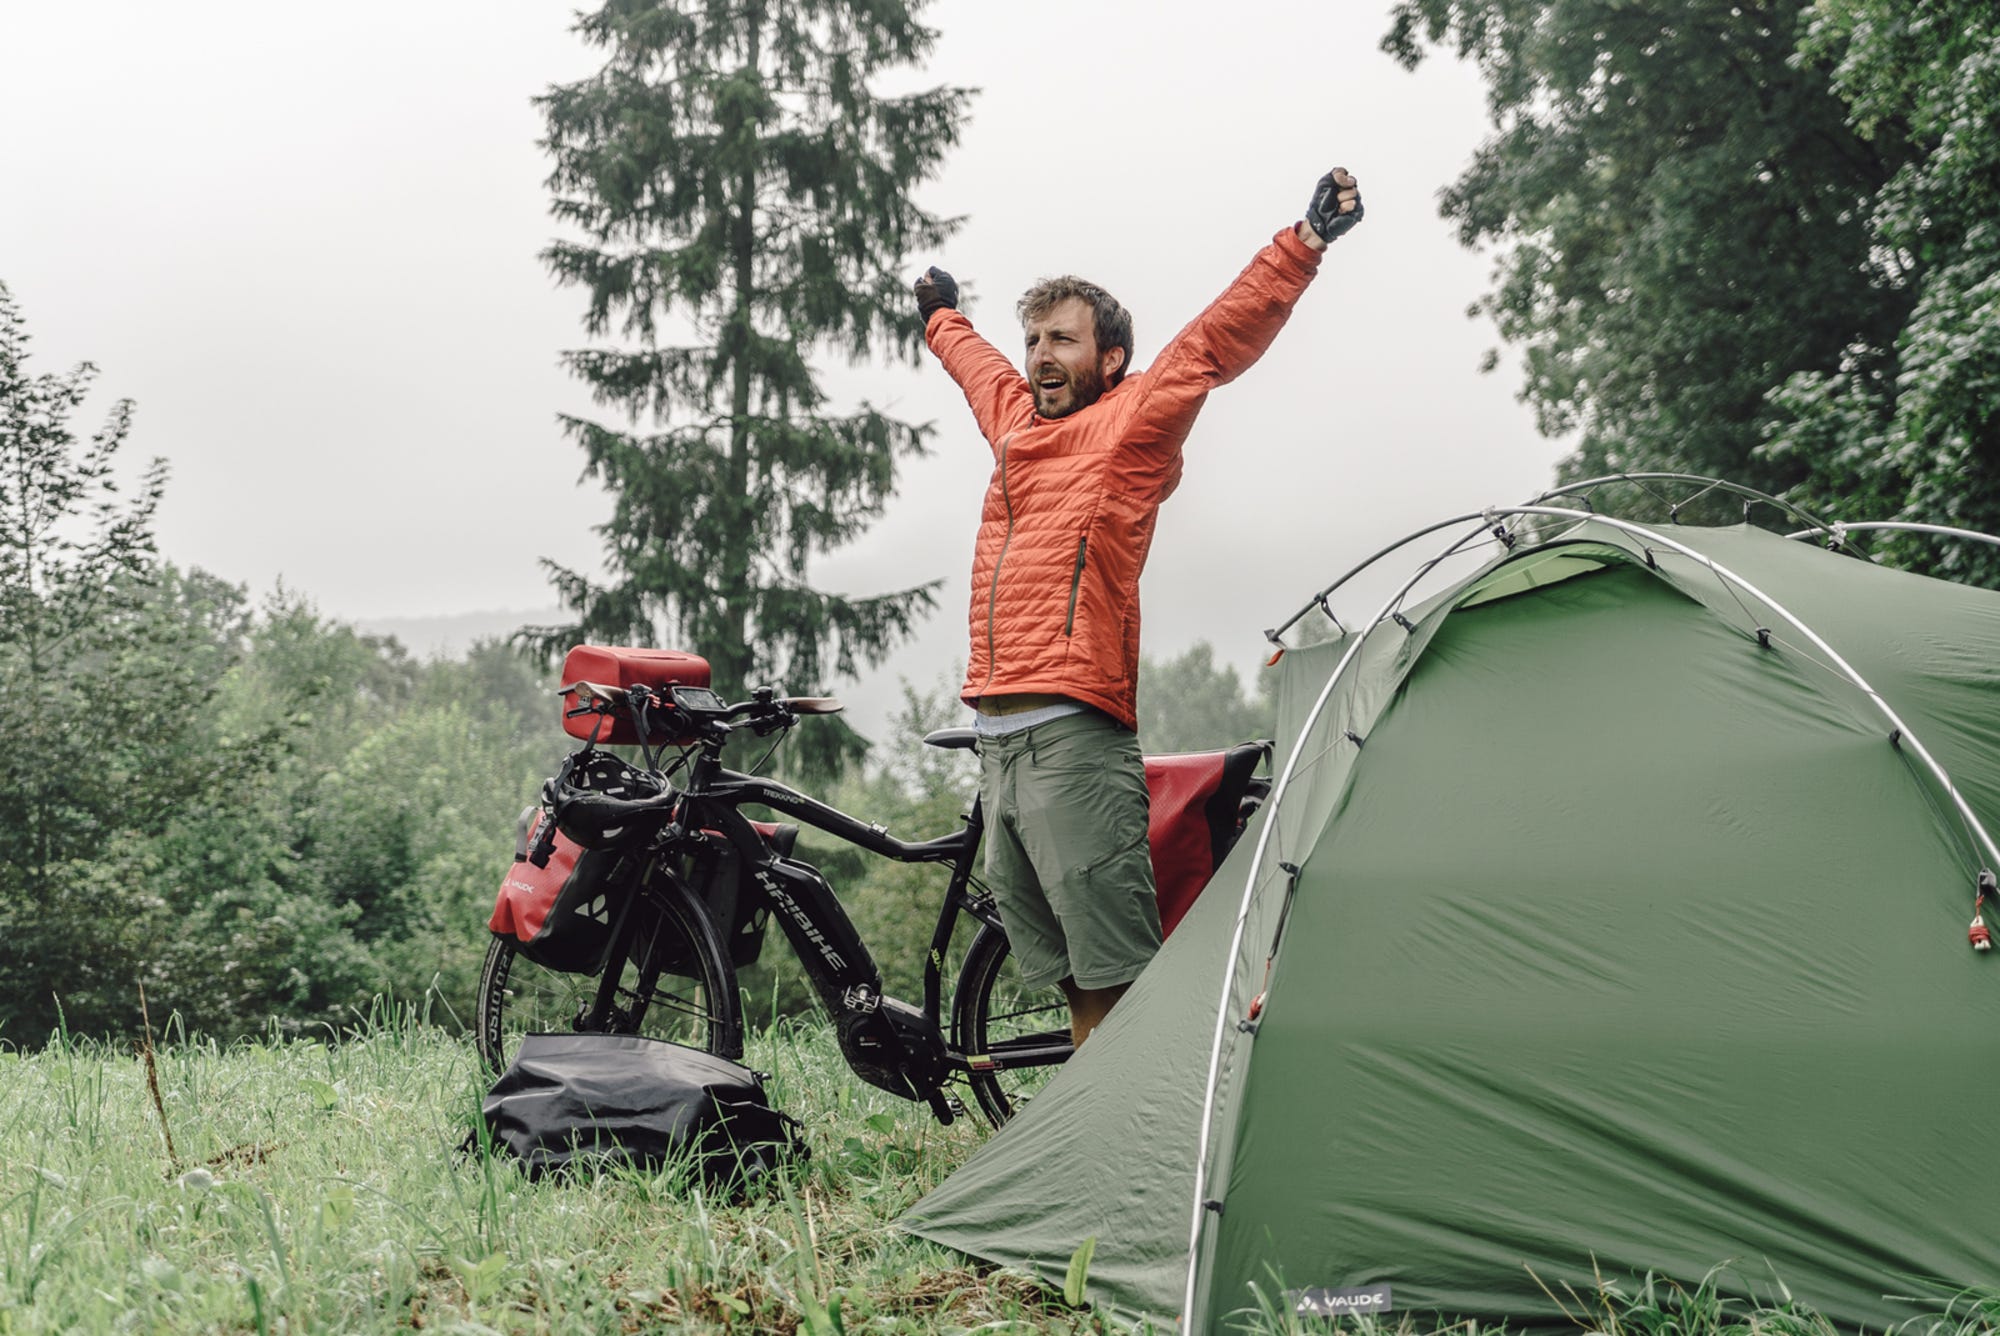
[925,309,1035,456]
[1123,226,1324,452]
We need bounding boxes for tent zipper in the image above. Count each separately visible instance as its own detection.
[1244,860,1306,1027]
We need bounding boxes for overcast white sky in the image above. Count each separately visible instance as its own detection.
[1,1,1565,739]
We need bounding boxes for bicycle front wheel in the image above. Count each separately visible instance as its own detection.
[475,872,742,1074]
[951,923,1074,1127]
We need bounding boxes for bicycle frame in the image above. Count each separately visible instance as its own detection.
[599,738,1059,1125]
[515,688,1267,1127]
[695,752,985,1002]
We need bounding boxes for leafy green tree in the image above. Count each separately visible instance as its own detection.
[528,0,970,774]
[0,281,163,884]
[414,638,570,767]
[1382,0,1906,499]
[877,672,975,804]
[0,282,179,1036]
[193,605,542,1032]
[306,702,549,1020]
[147,611,563,1038]
[0,563,373,1041]
[0,295,568,1040]
[1762,0,2000,581]
[1137,642,1275,754]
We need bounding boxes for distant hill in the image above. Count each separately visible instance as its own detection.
[353,608,566,660]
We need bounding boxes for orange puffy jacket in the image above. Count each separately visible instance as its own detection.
[927,226,1323,728]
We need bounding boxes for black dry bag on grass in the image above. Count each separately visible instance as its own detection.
[477,1032,805,1187]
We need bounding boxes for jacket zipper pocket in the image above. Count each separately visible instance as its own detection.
[1064,535,1087,637]
[985,437,1015,687]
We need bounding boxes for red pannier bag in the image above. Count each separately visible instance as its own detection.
[490,806,804,974]
[559,645,712,746]
[1144,742,1270,938]
[489,808,635,974]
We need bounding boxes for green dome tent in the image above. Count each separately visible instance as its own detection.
[902,486,2000,1332]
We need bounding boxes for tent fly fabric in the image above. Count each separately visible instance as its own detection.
[899,515,2000,1332]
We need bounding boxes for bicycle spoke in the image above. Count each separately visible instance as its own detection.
[642,990,716,1023]
[952,923,1074,1126]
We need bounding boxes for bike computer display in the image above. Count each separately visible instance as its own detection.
[670,685,725,713]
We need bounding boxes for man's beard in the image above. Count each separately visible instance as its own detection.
[1033,363,1109,419]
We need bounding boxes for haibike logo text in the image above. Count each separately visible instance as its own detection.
[1292,1285,1393,1317]
[755,870,847,971]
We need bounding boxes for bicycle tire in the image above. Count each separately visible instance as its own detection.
[475,870,743,1073]
[951,922,1074,1127]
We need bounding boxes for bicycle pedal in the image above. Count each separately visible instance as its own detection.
[925,1089,962,1126]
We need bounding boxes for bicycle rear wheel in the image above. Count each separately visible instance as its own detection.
[475,871,742,1073]
[951,923,1074,1127]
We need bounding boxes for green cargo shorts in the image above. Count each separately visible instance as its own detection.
[977,710,1161,991]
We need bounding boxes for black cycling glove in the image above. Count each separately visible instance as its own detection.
[1305,169,1364,244]
[914,266,959,321]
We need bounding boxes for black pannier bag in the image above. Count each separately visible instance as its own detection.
[476,1033,805,1187]
[682,821,799,968]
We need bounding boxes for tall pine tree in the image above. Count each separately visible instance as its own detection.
[531,0,968,765]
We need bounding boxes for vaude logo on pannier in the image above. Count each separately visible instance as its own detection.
[1292,1284,1393,1317]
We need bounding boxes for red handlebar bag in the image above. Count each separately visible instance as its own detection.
[559,645,712,746]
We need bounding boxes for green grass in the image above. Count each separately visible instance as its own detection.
[0,1005,1102,1334]
[2,1008,1996,1335]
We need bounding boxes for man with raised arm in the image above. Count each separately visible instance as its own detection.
[914,168,1364,1047]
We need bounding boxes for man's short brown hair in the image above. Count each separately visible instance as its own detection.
[1018,277,1134,387]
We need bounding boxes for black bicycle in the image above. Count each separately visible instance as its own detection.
[475,674,1268,1128]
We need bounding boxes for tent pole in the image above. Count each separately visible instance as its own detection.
[1785,520,2000,551]
[1269,474,1868,651]
[1267,510,1494,645]
[1531,472,1860,552]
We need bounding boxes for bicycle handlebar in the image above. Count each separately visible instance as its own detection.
[560,680,843,740]
[544,682,848,848]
